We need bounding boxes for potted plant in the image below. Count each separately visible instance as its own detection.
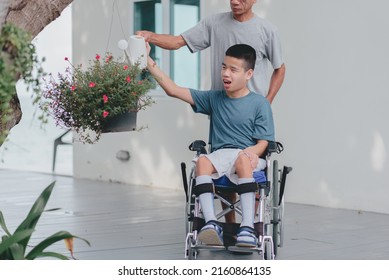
[0,182,90,260]
[41,53,155,144]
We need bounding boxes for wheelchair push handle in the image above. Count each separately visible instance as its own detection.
[267,141,284,155]
[188,140,207,155]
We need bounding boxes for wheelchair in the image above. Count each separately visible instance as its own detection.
[181,140,292,260]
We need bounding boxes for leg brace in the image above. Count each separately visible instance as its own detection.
[236,182,257,195]
[194,183,214,196]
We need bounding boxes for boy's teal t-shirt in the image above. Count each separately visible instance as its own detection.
[190,89,275,152]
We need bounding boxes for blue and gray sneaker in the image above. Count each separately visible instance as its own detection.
[235,226,258,247]
[198,220,223,246]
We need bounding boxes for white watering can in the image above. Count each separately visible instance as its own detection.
[118,35,147,69]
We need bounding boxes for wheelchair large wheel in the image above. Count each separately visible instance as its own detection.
[186,237,198,260]
[185,168,195,236]
[185,203,193,236]
[264,239,274,260]
[279,192,285,248]
[271,160,282,257]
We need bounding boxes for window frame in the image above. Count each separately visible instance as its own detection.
[129,0,201,96]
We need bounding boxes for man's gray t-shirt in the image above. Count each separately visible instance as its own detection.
[182,12,283,96]
[190,89,275,152]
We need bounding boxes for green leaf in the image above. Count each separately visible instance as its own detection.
[0,211,11,236]
[13,181,56,251]
[33,251,69,260]
[7,243,24,260]
[0,229,34,259]
[25,230,90,260]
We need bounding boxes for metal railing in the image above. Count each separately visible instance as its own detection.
[52,129,72,172]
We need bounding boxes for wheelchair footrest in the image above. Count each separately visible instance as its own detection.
[192,217,264,247]
[227,246,261,253]
[194,244,225,251]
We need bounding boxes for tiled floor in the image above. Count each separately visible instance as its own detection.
[1,169,389,260]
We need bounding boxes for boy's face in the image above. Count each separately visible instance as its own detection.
[221,56,253,92]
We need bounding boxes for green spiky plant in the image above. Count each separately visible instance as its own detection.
[0,181,90,259]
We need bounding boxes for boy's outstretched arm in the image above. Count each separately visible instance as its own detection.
[146,50,194,105]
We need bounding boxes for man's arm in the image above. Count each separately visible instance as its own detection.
[147,54,194,105]
[266,63,286,104]
[137,31,187,50]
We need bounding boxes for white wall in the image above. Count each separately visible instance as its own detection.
[72,1,389,213]
[262,0,389,213]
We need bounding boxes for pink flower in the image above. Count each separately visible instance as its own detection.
[103,95,108,103]
[95,54,101,60]
[71,85,76,91]
[105,55,113,63]
[123,65,129,70]
[103,111,109,118]
[126,76,131,83]
[64,57,69,61]
[89,82,96,88]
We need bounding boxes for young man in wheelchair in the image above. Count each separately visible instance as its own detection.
[147,43,275,248]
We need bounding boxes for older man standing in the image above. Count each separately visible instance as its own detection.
[137,0,285,102]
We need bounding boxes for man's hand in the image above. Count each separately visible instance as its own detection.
[266,64,286,104]
[136,30,154,42]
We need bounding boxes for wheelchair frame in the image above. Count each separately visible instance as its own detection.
[181,140,292,260]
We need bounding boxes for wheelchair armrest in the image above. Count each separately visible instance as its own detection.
[189,140,207,154]
[267,141,284,155]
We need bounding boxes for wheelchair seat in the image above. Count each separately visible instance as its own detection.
[212,170,268,194]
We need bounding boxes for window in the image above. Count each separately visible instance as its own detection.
[131,0,200,91]
[170,0,199,88]
[133,1,163,68]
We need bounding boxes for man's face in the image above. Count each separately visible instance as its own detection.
[229,0,256,16]
[221,56,253,92]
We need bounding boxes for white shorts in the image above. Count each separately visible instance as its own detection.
[199,148,266,184]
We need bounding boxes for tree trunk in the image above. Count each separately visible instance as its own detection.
[0,0,73,146]
[7,0,73,39]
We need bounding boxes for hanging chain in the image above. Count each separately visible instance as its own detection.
[105,0,128,53]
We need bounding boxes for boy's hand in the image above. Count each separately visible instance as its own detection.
[239,150,259,170]
[146,42,151,56]
[146,42,156,68]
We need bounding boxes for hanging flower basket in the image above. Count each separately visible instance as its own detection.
[101,111,137,133]
[42,53,155,144]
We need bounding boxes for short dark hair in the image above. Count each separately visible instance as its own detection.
[225,44,256,71]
